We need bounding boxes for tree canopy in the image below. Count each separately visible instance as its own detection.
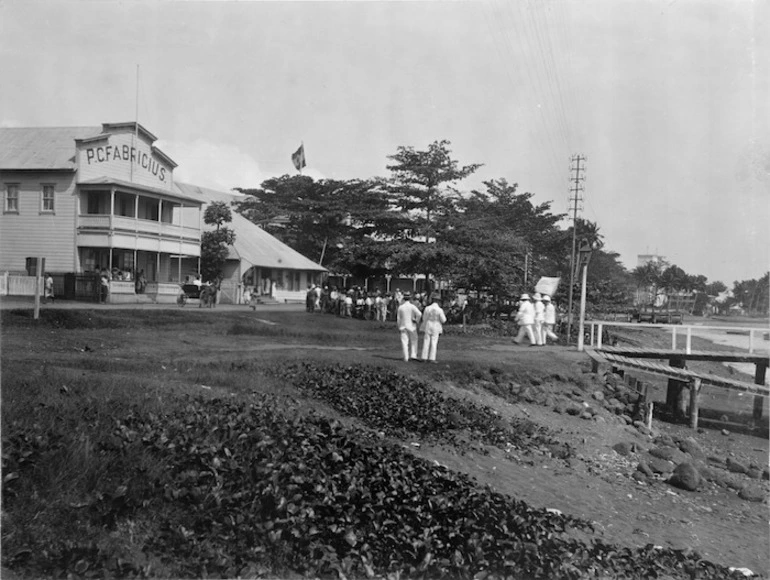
[229,139,739,313]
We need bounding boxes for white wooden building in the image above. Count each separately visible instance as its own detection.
[0,122,325,304]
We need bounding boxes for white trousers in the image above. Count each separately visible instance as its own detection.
[514,324,536,345]
[533,320,544,345]
[421,332,440,361]
[543,323,559,342]
[400,329,418,361]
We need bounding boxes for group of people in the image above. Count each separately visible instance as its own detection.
[513,292,559,346]
[396,292,448,363]
[305,284,409,321]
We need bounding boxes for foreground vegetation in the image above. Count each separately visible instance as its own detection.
[1,308,761,579]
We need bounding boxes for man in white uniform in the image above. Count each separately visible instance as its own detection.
[513,293,537,346]
[420,294,447,363]
[533,292,545,346]
[542,295,559,343]
[396,294,422,362]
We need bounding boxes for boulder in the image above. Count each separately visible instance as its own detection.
[669,462,701,491]
[763,468,770,481]
[655,434,676,448]
[738,486,767,503]
[677,437,705,459]
[553,401,568,414]
[649,446,688,464]
[566,405,582,416]
[613,442,634,456]
[649,457,675,475]
[746,468,763,480]
[592,390,605,402]
[707,455,725,467]
[631,470,649,483]
[726,458,748,474]
[636,461,654,478]
[620,414,633,425]
[708,471,743,491]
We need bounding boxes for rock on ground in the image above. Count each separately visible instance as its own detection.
[669,462,701,492]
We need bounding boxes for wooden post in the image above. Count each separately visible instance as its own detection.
[33,256,43,320]
[686,327,692,354]
[753,363,767,420]
[689,378,701,429]
[597,323,604,348]
[671,326,677,350]
[666,357,687,419]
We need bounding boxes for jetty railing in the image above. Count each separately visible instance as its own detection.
[586,321,769,355]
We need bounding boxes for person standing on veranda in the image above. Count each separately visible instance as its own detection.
[533,292,545,346]
[420,294,447,363]
[396,293,422,362]
[513,293,537,346]
[542,295,559,344]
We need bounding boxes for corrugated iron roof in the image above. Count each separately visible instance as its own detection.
[175,182,327,272]
[0,126,102,170]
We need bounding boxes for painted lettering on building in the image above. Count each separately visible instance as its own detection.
[85,145,167,182]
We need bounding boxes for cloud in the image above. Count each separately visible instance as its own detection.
[156,138,265,192]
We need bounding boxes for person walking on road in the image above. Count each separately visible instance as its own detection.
[533,293,545,346]
[542,295,559,344]
[397,293,422,362]
[420,294,447,363]
[513,293,536,346]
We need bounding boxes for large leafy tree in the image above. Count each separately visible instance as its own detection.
[582,249,633,312]
[385,140,482,286]
[438,179,562,298]
[733,273,769,315]
[200,201,236,284]
[460,179,566,283]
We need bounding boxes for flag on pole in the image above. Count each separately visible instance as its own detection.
[291,144,306,172]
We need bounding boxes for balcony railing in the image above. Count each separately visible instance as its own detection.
[78,214,200,241]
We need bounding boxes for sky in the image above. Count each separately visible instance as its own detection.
[1,0,768,285]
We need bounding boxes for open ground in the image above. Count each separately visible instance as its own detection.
[1,304,768,579]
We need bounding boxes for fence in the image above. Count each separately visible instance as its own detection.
[587,320,769,355]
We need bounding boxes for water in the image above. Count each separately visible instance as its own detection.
[684,324,769,383]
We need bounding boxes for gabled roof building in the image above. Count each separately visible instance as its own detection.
[0,123,325,304]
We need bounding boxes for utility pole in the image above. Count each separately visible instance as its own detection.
[566,154,586,344]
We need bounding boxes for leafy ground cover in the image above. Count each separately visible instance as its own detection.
[1,392,748,579]
[1,307,767,579]
[270,362,570,458]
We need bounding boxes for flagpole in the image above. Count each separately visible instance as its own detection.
[131,65,139,182]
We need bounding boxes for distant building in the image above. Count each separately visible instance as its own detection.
[637,254,666,268]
